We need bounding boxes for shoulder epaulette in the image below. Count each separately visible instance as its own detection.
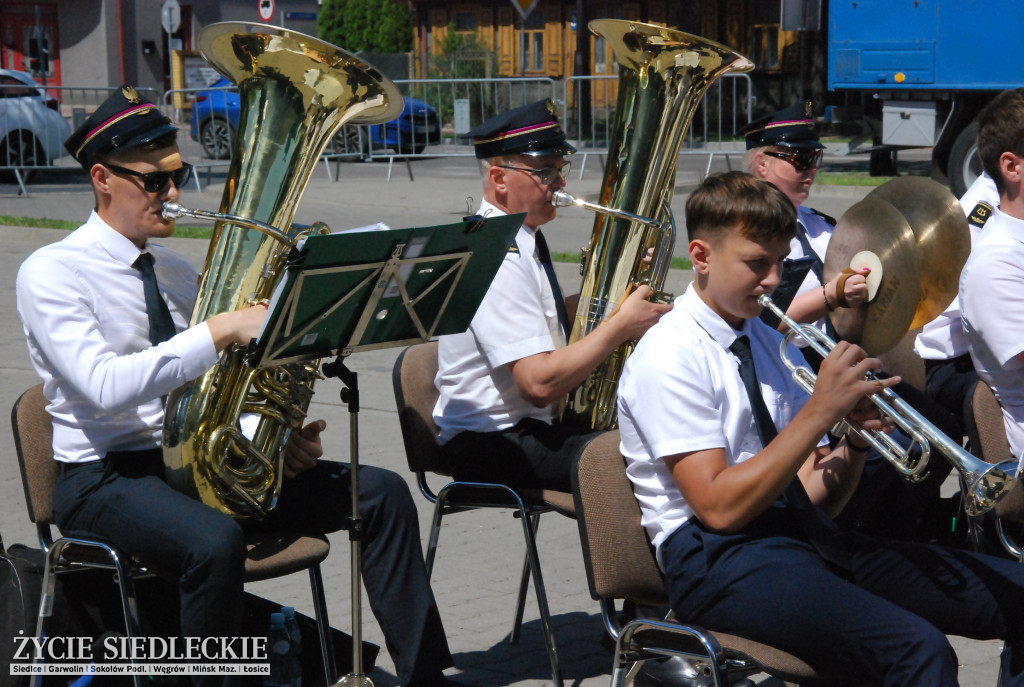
[507,244,520,256]
[967,201,995,229]
[810,208,837,226]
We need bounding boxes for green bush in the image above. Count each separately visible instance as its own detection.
[317,0,413,53]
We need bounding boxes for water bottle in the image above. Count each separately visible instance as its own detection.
[281,606,303,687]
[264,612,294,687]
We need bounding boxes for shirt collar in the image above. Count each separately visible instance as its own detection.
[477,198,538,254]
[993,207,1024,242]
[83,210,149,267]
[681,284,754,351]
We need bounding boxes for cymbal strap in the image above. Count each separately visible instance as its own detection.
[835,267,859,308]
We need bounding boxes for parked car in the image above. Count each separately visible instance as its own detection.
[0,69,71,176]
[188,77,441,159]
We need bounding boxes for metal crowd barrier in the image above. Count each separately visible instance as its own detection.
[0,84,159,195]
[2,73,752,194]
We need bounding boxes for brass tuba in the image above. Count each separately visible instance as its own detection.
[562,20,753,429]
[161,22,403,519]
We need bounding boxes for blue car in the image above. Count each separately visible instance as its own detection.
[188,77,441,159]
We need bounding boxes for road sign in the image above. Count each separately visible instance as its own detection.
[509,0,539,20]
[259,0,274,22]
[161,0,181,34]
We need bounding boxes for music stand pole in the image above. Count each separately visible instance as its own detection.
[322,355,372,687]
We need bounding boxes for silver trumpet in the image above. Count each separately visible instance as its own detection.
[759,294,1019,516]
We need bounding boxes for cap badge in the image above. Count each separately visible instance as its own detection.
[122,86,141,104]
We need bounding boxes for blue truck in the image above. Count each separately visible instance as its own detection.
[827,0,1022,195]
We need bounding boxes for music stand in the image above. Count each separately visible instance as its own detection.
[251,213,524,686]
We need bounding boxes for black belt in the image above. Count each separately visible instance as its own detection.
[58,448,163,476]
[58,460,102,474]
[924,353,974,374]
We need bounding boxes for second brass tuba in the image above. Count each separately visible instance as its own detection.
[562,20,753,429]
[161,22,404,519]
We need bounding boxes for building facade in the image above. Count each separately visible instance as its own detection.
[2,1,828,117]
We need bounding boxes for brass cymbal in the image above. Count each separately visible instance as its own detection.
[824,195,921,355]
[867,177,971,329]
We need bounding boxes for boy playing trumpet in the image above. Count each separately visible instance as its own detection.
[617,171,1024,685]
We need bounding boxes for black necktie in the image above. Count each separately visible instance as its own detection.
[794,223,825,284]
[729,335,850,568]
[534,230,571,339]
[134,252,177,345]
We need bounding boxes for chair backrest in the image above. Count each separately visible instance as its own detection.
[11,384,57,526]
[392,341,450,476]
[965,379,1024,521]
[572,430,668,607]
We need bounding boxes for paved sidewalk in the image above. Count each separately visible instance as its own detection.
[0,155,1006,686]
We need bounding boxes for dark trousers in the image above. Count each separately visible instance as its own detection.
[53,450,452,687]
[925,354,981,438]
[441,418,603,492]
[662,508,1024,687]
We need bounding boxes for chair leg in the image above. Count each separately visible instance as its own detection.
[424,492,448,578]
[309,563,338,685]
[507,512,541,645]
[517,508,563,687]
[36,540,145,687]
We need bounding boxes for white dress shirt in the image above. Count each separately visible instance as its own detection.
[16,211,219,463]
[915,172,1000,360]
[618,285,825,566]
[433,200,564,444]
[961,207,1024,463]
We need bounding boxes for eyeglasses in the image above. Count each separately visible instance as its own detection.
[763,148,824,172]
[104,162,194,193]
[498,162,571,185]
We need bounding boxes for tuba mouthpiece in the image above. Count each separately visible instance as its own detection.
[551,190,575,207]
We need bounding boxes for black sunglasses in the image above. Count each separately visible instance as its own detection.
[105,162,194,193]
[498,162,571,185]
[763,149,824,172]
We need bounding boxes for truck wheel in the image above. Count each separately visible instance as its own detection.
[949,121,981,198]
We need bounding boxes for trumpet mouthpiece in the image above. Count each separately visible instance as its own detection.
[551,190,575,207]
[162,201,183,220]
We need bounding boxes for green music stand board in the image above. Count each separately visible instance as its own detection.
[248,213,524,367]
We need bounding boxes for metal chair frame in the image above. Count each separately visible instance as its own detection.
[392,341,571,687]
[573,431,860,687]
[12,383,339,686]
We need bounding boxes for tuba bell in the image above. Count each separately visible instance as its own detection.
[161,22,404,519]
[561,20,753,429]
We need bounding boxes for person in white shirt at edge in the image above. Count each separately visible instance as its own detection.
[746,102,962,543]
[915,171,999,433]
[16,85,454,687]
[432,99,672,492]
[618,170,1024,687]
[962,88,1024,471]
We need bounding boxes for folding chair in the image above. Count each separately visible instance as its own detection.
[573,431,859,686]
[963,379,1024,559]
[391,341,573,687]
[12,384,340,686]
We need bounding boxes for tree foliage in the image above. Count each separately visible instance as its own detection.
[317,0,413,53]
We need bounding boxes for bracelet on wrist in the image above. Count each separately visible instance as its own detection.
[823,284,835,312]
